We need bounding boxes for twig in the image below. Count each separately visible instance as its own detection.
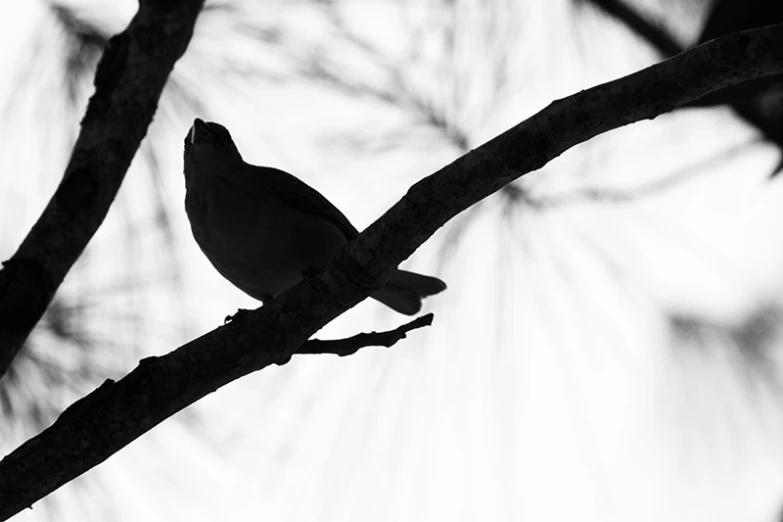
[298,314,434,357]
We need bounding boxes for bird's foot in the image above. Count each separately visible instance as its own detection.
[224,308,252,324]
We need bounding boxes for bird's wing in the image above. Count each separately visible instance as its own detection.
[252,166,360,240]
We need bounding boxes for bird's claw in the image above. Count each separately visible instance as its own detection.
[224,308,252,324]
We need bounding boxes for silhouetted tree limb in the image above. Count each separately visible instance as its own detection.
[582,0,682,55]
[0,23,782,522]
[298,313,434,357]
[0,0,206,379]
[585,0,783,158]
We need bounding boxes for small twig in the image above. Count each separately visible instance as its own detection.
[298,313,434,357]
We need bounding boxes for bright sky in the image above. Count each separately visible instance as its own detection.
[2,0,783,521]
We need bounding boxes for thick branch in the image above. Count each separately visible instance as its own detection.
[339,24,783,284]
[0,0,205,378]
[586,0,783,152]
[0,24,782,521]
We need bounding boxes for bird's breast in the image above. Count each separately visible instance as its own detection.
[185,179,348,300]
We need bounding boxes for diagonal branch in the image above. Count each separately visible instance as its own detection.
[585,0,783,152]
[0,0,206,379]
[0,24,782,521]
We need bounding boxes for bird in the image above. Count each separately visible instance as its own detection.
[183,118,446,315]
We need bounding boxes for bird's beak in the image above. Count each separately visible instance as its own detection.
[189,118,212,145]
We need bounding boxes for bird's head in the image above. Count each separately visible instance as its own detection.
[183,119,243,182]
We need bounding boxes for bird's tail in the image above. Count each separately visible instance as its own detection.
[371,269,447,315]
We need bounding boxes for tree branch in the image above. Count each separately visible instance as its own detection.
[0,24,781,521]
[584,0,683,55]
[298,313,434,357]
[585,0,783,154]
[0,0,206,378]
